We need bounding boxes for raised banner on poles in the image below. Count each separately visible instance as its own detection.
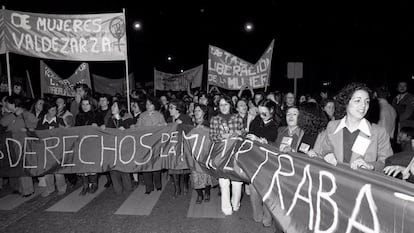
[92,73,135,96]
[0,124,413,232]
[0,10,5,55]
[208,40,274,90]
[154,65,203,91]
[40,61,91,97]
[2,9,126,61]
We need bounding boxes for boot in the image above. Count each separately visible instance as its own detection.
[88,175,98,194]
[172,174,181,198]
[195,189,204,204]
[204,185,211,202]
[183,174,190,195]
[104,173,112,188]
[79,176,89,196]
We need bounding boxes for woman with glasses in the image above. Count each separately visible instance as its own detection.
[210,96,245,216]
[246,99,280,227]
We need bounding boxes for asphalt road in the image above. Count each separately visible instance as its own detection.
[0,175,276,233]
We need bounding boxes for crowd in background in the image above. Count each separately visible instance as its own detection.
[1,79,414,228]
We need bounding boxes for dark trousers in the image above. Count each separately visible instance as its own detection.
[143,171,161,192]
[110,170,132,194]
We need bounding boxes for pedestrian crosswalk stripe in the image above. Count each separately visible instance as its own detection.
[114,174,168,216]
[187,190,225,218]
[45,176,107,212]
[0,186,44,210]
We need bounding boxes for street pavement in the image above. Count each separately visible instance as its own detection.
[0,174,275,233]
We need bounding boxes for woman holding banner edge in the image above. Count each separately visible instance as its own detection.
[313,83,393,170]
[246,99,280,227]
[209,96,245,216]
[134,96,166,194]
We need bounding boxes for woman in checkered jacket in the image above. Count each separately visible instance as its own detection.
[209,95,245,216]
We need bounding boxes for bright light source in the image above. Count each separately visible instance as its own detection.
[244,22,254,32]
[133,21,142,30]
[167,56,172,61]
[180,69,184,73]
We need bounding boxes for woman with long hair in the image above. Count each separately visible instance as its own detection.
[209,96,245,215]
[75,97,99,195]
[191,104,217,204]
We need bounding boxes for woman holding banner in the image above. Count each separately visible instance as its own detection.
[0,95,37,197]
[167,99,193,198]
[75,97,100,196]
[134,96,166,194]
[313,83,393,170]
[210,96,245,216]
[246,99,280,227]
[275,106,304,153]
[191,104,217,203]
[36,102,67,197]
[105,101,133,194]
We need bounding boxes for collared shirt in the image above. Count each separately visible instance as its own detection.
[396,93,407,104]
[42,116,57,125]
[209,113,244,142]
[333,117,371,137]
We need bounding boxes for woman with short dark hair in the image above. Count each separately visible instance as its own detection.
[314,82,393,170]
[167,99,193,198]
[134,96,166,194]
[246,98,280,227]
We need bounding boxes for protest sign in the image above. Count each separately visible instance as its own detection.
[3,9,126,61]
[92,73,134,96]
[40,61,91,97]
[154,65,203,91]
[208,40,274,90]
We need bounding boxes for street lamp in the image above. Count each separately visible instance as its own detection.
[244,22,254,32]
[133,21,142,30]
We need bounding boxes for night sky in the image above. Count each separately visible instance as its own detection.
[1,0,413,96]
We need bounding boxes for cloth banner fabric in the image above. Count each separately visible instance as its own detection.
[154,65,203,91]
[2,9,126,61]
[0,124,413,232]
[40,61,91,97]
[0,10,5,54]
[92,73,135,96]
[208,40,274,90]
